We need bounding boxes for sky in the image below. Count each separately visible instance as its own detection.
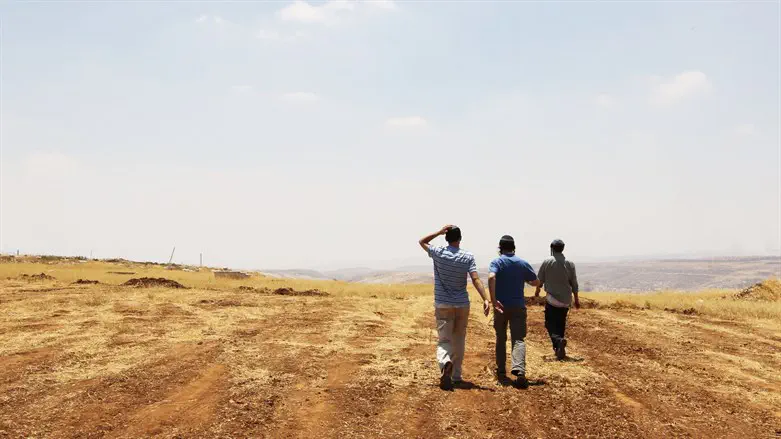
[1,1,779,270]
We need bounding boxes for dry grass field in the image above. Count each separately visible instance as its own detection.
[1,257,779,438]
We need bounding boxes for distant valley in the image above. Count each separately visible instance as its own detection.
[260,256,781,292]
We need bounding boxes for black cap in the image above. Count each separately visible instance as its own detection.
[445,226,462,243]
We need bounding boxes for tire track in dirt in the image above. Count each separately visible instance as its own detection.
[571,309,780,438]
[1,342,225,438]
[115,364,226,437]
[263,301,385,439]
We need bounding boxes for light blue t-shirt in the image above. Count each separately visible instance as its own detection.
[428,245,477,307]
[489,253,537,308]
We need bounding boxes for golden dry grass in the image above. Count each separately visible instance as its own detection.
[0,258,433,299]
[584,278,781,322]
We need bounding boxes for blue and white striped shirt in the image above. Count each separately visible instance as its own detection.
[428,245,477,307]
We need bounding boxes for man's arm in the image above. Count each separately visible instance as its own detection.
[569,262,580,308]
[534,261,546,297]
[487,272,503,314]
[469,271,491,316]
[418,225,454,253]
[522,261,541,288]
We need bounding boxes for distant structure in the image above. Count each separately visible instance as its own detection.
[214,270,250,280]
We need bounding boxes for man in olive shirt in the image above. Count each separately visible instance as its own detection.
[535,239,579,360]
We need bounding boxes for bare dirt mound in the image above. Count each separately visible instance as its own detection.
[524,295,598,308]
[72,279,100,285]
[122,277,188,289]
[735,279,781,301]
[273,287,329,297]
[18,273,55,281]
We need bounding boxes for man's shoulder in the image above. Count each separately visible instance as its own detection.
[457,249,475,259]
[542,256,555,264]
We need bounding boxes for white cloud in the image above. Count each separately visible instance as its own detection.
[594,93,616,108]
[650,71,711,106]
[735,123,757,136]
[282,91,319,102]
[385,116,428,128]
[276,0,392,25]
[366,0,397,10]
[195,14,208,24]
[277,1,352,25]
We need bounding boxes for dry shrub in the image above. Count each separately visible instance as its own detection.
[19,273,55,281]
[122,277,187,289]
[273,287,329,297]
[604,299,644,311]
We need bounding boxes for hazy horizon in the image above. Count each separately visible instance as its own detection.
[2,1,779,270]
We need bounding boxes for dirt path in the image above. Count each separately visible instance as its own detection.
[0,280,779,438]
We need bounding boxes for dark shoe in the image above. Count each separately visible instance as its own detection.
[513,375,529,389]
[556,339,567,361]
[439,362,453,390]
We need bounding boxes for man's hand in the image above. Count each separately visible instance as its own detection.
[482,299,490,317]
[439,224,455,235]
[574,296,581,309]
[419,225,455,253]
[493,300,504,314]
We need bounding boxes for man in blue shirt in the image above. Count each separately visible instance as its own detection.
[488,235,540,388]
[419,225,490,390]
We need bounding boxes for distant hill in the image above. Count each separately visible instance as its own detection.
[261,256,781,292]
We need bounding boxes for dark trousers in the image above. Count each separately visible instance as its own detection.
[494,307,527,376]
[544,303,569,351]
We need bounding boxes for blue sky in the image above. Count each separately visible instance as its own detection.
[1,1,779,269]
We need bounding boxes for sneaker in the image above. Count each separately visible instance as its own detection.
[556,338,567,361]
[513,375,529,389]
[439,361,453,390]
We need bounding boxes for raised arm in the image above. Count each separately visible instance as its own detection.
[418,225,454,253]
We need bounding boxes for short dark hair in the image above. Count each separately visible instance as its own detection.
[445,227,462,243]
[550,239,565,253]
[499,235,515,252]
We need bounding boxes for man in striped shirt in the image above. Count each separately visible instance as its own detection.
[419,225,490,390]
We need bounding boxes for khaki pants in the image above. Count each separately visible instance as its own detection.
[434,306,470,381]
